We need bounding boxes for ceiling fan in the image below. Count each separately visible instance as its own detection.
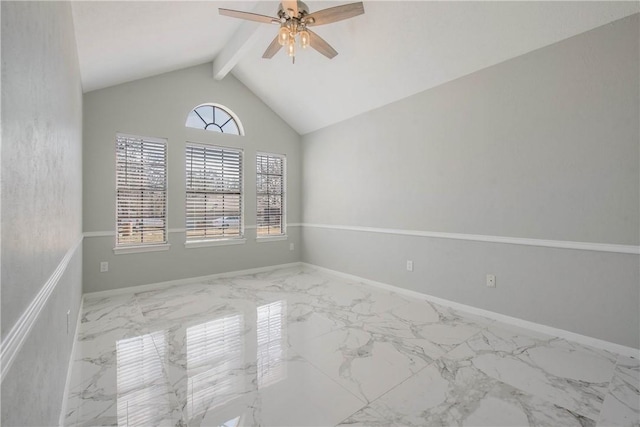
[219,1,365,62]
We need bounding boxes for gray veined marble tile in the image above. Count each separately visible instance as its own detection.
[134,283,239,326]
[292,326,439,403]
[364,352,597,426]
[64,265,637,427]
[452,324,617,420]
[359,300,483,355]
[138,301,364,427]
[65,295,150,426]
[277,269,332,290]
[143,306,260,407]
[598,355,640,426]
[187,350,365,427]
[251,264,318,282]
[65,328,187,426]
[75,321,149,364]
[337,406,395,426]
[303,277,409,315]
[79,294,147,342]
[285,302,346,348]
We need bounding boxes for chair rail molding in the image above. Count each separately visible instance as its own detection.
[0,235,83,382]
[301,223,639,255]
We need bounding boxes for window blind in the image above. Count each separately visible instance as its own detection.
[256,153,285,236]
[116,134,167,246]
[186,144,243,240]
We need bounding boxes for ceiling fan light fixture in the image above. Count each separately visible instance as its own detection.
[287,38,296,57]
[278,25,289,46]
[299,30,310,48]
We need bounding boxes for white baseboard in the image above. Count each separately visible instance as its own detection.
[302,263,640,359]
[84,262,304,299]
[59,296,84,427]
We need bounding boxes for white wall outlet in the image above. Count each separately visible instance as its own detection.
[406,260,414,272]
[486,274,496,288]
[100,261,109,273]
[289,243,295,251]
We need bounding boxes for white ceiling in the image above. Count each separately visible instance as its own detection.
[71,1,257,91]
[72,1,639,135]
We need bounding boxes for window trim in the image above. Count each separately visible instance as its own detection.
[256,151,286,240]
[255,235,288,243]
[185,103,245,136]
[185,141,245,243]
[184,238,247,249]
[114,243,171,255]
[114,133,169,253]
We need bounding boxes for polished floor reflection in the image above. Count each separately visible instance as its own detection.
[64,265,639,426]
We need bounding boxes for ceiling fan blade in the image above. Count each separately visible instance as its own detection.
[262,36,282,59]
[281,0,299,18]
[305,2,364,26]
[219,8,278,24]
[308,29,338,59]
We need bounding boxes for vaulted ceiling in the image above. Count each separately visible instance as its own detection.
[71,1,639,134]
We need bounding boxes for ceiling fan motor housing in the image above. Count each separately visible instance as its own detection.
[278,1,309,20]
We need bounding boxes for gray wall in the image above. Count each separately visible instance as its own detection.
[83,64,302,293]
[1,1,84,425]
[301,15,640,348]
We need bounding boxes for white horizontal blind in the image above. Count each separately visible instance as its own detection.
[256,153,285,236]
[186,144,242,240]
[116,134,167,246]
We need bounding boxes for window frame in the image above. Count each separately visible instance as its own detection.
[114,133,170,255]
[256,151,286,241]
[185,103,245,136]
[184,142,246,248]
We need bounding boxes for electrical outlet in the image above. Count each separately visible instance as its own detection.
[486,274,496,288]
[100,261,109,273]
[406,260,414,272]
[289,243,295,251]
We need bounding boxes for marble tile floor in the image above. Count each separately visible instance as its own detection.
[64,265,639,426]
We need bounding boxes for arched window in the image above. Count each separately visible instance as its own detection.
[185,103,244,135]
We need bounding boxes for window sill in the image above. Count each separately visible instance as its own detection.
[185,238,246,249]
[256,235,288,242]
[113,244,171,255]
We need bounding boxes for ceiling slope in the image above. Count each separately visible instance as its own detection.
[71,1,639,135]
[71,1,259,92]
[231,1,639,134]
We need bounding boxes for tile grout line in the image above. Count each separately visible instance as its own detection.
[289,344,370,405]
[333,347,449,425]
